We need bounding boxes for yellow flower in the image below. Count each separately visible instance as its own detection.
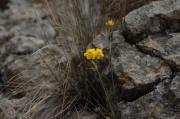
[95,48,104,59]
[106,19,114,28]
[84,48,104,60]
[84,48,96,60]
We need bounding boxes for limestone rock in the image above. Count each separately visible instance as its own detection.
[170,74,180,98]
[119,74,180,119]
[92,31,172,101]
[0,95,16,119]
[123,0,180,43]
[137,33,180,71]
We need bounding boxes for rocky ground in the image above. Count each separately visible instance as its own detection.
[0,0,179,119]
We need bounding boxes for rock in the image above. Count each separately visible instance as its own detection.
[123,0,180,43]
[0,35,45,66]
[0,0,55,42]
[118,75,180,119]
[2,45,71,119]
[10,20,55,41]
[4,45,68,80]
[0,0,62,118]
[5,36,44,54]
[8,0,46,21]
[0,0,56,74]
[92,31,172,101]
[137,33,180,71]
[0,95,16,119]
[0,27,12,44]
[170,74,180,98]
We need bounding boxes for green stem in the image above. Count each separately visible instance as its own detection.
[91,60,113,116]
[108,29,116,94]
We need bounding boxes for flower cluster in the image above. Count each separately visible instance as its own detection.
[84,48,104,60]
[106,19,114,28]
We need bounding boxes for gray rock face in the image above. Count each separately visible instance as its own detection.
[116,0,180,117]
[92,31,171,101]
[119,74,180,119]
[137,33,180,71]
[4,45,68,80]
[2,36,44,55]
[170,74,180,98]
[0,95,16,119]
[0,0,56,62]
[0,0,64,118]
[0,0,57,91]
[123,0,180,43]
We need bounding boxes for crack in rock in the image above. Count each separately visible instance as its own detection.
[118,73,180,119]
[0,0,9,11]
[137,33,180,72]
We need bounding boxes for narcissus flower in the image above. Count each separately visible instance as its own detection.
[95,48,104,59]
[106,19,114,28]
[84,48,96,60]
[84,48,104,60]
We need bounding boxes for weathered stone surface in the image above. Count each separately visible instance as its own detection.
[7,0,47,22]
[4,45,68,81]
[119,74,180,119]
[0,29,12,44]
[92,31,171,100]
[2,36,44,55]
[0,1,61,118]
[0,95,16,119]
[123,0,180,43]
[0,0,55,42]
[10,20,55,40]
[170,74,180,98]
[0,0,56,64]
[137,33,180,71]
[1,45,70,119]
